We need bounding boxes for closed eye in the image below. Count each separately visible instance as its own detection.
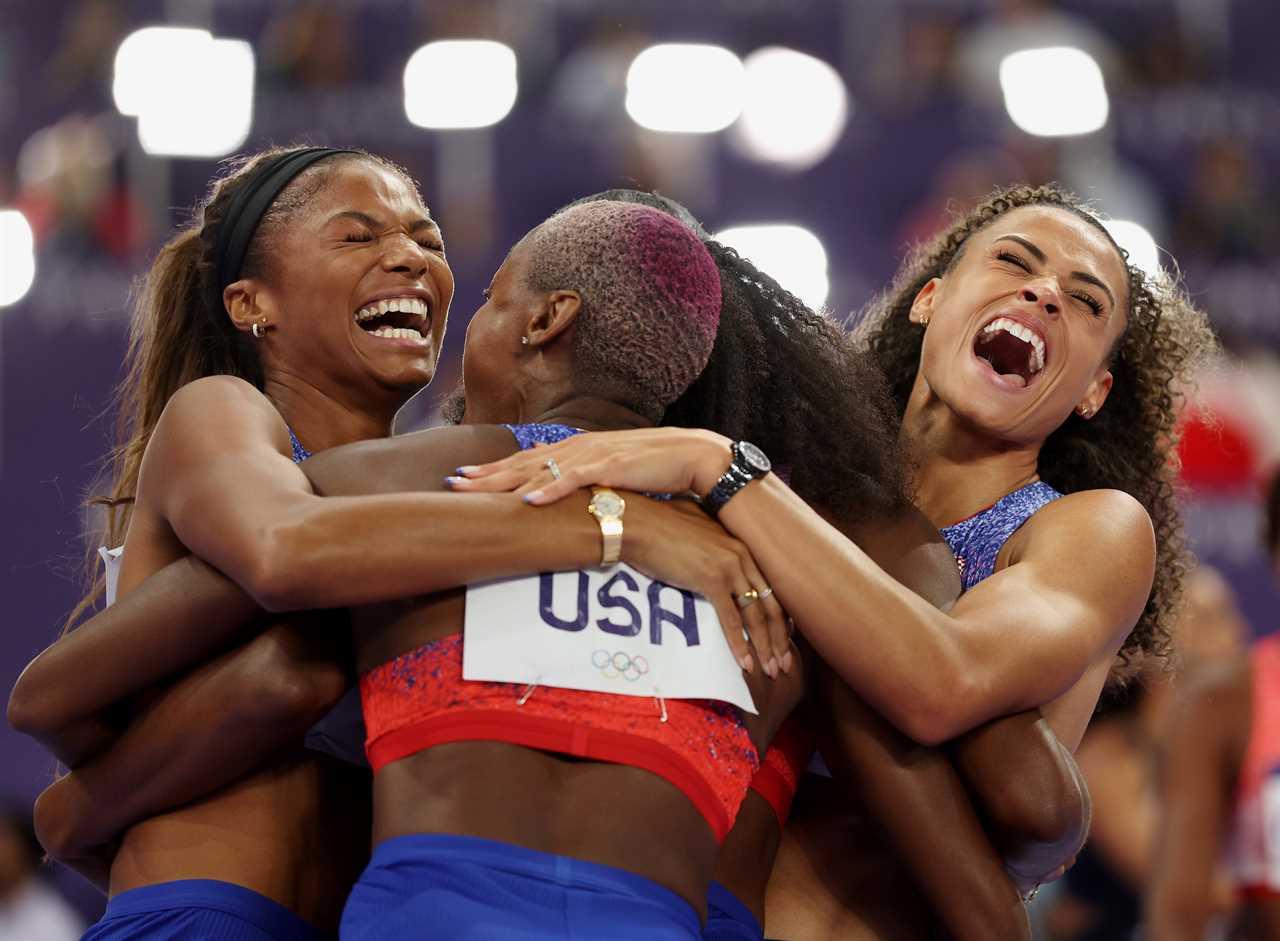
[1072,291,1103,315]
[996,250,1031,272]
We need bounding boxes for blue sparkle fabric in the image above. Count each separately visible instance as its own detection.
[940,481,1062,592]
[288,426,312,463]
[503,422,581,449]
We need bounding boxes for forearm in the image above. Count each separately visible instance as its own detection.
[35,620,348,856]
[817,667,1030,941]
[949,710,1091,888]
[9,555,263,754]
[720,477,981,741]
[231,492,603,612]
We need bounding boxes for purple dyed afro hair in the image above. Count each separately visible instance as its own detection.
[524,200,721,420]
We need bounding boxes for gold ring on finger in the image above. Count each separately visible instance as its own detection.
[736,589,759,609]
[757,586,773,602]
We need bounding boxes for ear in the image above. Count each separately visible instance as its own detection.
[1076,368,1114,419]
[909,278,942,324]
[223,280,265,334]
[525,290,582,348]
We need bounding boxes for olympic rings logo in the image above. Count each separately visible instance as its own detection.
[591,649,650,682]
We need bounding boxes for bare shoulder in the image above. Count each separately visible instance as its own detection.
[151,375,287,454]
[1022,488,1155,569]
[305,424,522,496]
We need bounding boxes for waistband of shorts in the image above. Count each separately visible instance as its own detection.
[370,832,699,926]
[103,879,329,941]
[706,880,763,936]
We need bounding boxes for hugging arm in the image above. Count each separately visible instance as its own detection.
[33,616,351,881]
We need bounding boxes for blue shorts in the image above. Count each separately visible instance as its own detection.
[341,833,702,940]
[703,881,763,941]
[82,879,330,941]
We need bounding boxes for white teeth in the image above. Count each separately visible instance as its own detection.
[353,297,431,325]
[369,325,424,339]
[982,317,1046,374]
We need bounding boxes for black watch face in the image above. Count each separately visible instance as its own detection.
[738,441,771,474]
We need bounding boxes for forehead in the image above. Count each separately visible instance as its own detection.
[978,205,1127,292]
[304,160,428,222]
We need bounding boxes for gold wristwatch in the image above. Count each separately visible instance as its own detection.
[587,487,626,567]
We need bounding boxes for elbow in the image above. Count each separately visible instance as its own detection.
[891,663,985,747]
[240,524,309,613]
[991,744,1090,849]
[8,662,61,740]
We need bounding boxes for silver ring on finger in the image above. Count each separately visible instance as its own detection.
[736,589,760,610]
[757,586,773,602]
[545,458,562,481]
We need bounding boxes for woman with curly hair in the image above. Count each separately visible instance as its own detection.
[454,183,1216,936]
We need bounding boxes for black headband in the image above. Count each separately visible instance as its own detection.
[215,147,359,295]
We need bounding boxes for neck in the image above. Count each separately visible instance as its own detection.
[902,373,1041,528]
[263,369,402,451]
[527,395,653,433]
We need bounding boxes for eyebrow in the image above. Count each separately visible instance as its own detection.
[993,235,1116,310]
[325,210,440,235]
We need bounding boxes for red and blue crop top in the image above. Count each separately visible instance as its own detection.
[358,422,761,842]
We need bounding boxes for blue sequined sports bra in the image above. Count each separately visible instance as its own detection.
[940,480,1062,591]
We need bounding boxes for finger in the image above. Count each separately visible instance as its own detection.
[447,467,533,493]
[521,461,610,505]
[732,548,785,673]
[708,583,753,674]
[731,570,777,679]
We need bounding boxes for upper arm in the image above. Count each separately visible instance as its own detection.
[943,490,1155,721]
[136,376,317,594]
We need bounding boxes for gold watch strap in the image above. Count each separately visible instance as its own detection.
[589,487,625,567]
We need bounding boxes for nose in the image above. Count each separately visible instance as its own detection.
[380,233,430,278]
[1020,277,1061,316]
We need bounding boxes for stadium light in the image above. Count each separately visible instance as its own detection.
[626,44,744,133]
[714,224,829,309]
[737,47,849,169]
[404,41,518,129]
[114,27,254,157]
[1104,219,1160,278]
[999,47,1108,137]
[0,209,36,308]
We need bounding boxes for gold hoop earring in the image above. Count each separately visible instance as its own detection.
[252,319,269,339]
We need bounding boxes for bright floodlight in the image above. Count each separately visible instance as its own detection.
[114,27,254,157]
[626,44,744,133]
[714,224,829,309]
[1104,219,1160,278]
[404,41,518,129]
[0,209,36,307]
[738,47,849,169]
[999,47,1108,137]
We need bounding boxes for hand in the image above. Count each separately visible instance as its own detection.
[624,497,792,678]
[446,428,734,505]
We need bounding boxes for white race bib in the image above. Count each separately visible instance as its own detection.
[464,564,756,714]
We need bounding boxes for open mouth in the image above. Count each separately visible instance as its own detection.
[973,317,1046,388]
[354,297,431,341]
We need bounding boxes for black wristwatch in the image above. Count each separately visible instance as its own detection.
[700,441,772,517]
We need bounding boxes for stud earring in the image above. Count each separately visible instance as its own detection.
[920,314,930,326]
[520,336,529,346]
[1078,406,1094,418]
[251,319,269,339]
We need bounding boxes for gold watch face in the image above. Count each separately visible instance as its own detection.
[590,491,625,518]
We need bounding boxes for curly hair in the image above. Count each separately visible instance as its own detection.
[857,183,1217,678]
[568,189,909,525]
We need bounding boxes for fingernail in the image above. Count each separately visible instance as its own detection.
[765,658,778,678]
[444,476,465,487]
[781,650,794,673]
[738,654,754,673]
[456,466,478,476]
[522,490,543,504]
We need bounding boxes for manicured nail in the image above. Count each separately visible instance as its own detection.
[444,476,465,487]
[781,650,794,674]
[456,466,478,476]
[522,490,543,503]
[738,654,754,673]
[765,658,778,679]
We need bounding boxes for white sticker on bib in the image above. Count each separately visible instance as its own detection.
[463,564,756,714]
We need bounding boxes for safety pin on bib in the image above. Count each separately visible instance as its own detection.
[653,687,668,723]
[517,677,542,706]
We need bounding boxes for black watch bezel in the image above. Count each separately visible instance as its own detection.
[701,440,771,517]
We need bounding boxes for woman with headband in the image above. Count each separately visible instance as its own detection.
[11,152,772,940]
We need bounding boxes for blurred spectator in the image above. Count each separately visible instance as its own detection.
[0,806,84,940]
[1174,137,1280,268]
[259,3,357,91]
[1147,477,1280,939]
[43,0,123,106]
[1043,566,1247,941]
